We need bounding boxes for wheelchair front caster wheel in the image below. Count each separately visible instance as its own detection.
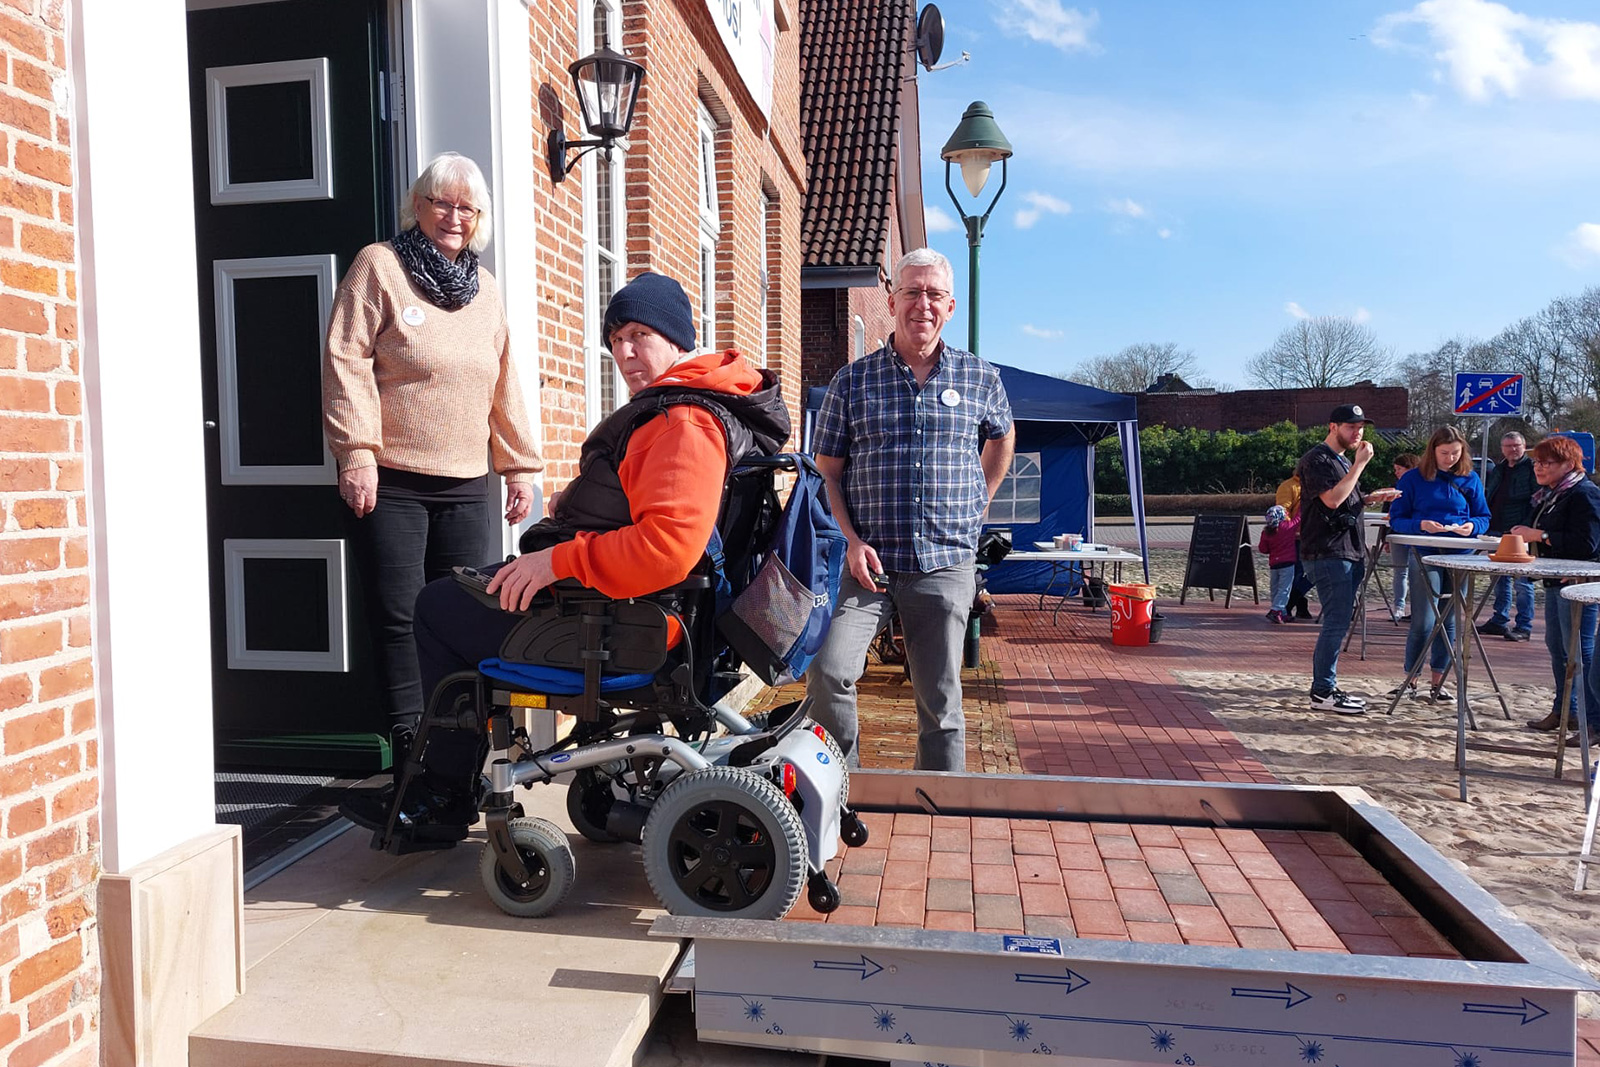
[840,810,870,848]
[807,871,841,914]
[480,817,575,918]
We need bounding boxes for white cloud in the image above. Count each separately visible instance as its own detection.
[925,205,959,234]
[1157,228,1173,239]
[1285,301,1312,320]
[1374,0,1600,102]
[993,0,1100,53]
[1353,306,1373,324]
[1105,197,1147,217]
[1013,190,1073,230]
[1559,222,1600,265]
[1021,324,1065,339]
[950,82,1600,184]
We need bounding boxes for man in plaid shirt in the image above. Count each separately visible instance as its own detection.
[806,248,1015,771]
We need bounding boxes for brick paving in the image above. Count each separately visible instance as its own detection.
[788,814,1462,958]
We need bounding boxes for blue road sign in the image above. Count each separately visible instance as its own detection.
[1454,372,1523,416]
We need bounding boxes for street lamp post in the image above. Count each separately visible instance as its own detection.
[940,101,1014,355]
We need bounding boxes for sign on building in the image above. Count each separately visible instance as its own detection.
[705,0,776,117]
[1453,372,1523,416]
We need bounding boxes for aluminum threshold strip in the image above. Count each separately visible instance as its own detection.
[652,770,1595,1067]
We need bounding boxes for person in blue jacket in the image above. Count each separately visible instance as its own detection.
[1386,425,1490,702]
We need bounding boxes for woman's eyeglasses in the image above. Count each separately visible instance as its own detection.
[424,196,478,221]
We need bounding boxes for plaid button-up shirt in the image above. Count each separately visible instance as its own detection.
[813,339,1013,573]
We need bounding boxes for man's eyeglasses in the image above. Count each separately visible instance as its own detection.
[896,287,950,304]
[424,196,479,221]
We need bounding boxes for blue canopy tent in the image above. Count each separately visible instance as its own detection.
[801,364,1149,595]
[982,365,1148,594]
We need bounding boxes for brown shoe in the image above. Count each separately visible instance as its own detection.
[1525,711,1563,732]
[1564,732,1589,748]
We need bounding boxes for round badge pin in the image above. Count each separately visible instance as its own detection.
[940,388,961,407]
[402,305,426,327]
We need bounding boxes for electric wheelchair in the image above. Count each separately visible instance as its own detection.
[371,455,870,921]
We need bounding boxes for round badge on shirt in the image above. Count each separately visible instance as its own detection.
[402,305,426,327]
[940,388,961,407]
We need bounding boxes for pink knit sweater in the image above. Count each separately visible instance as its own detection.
[322,242,542,482]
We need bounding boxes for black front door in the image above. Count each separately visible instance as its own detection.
[187,0,397,771]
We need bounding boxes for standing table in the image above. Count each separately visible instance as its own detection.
[1420,553,1600,804]
[1376,534,1507,714]
[1347,529,1498,659]
[1557,582,1600,891]
[1004,546,1147,623]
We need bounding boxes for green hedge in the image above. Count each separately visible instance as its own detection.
[1099,421,1422,495]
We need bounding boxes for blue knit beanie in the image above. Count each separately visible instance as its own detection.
[603,271,697,353]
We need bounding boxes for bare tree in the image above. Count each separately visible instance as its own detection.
[1488,311,1576,431]
[1069,342,1212,393]
[1245,317,1392,389]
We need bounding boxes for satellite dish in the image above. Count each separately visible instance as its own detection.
[916,4,945,71]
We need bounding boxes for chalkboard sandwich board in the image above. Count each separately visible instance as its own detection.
[1179,514,1260,607]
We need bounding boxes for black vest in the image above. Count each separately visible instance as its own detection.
[518,385,758,553]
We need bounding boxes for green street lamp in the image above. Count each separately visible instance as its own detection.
[940,101,1013,355]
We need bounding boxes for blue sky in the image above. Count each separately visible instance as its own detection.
[916,0,1600,388]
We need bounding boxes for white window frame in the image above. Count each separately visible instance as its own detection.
[988,451,1043,524]
[222,539,349,673]
[205,58,333,205]
[212,254,338,485]
[697,103,719,352]
[582,0,627,426]
[757,191,771,368]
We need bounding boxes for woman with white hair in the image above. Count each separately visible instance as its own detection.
[323,152,541,740]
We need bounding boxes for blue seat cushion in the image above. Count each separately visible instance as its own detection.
[478,658,656,695]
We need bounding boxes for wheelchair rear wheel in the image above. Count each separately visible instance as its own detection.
[566,767,625,844]
[480,817,575,919]
[641,766,806,920]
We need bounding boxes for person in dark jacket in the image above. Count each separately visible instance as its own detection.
[1509,435,1600,745]
[1386,426,1490,703]
[339,271,791,844]
[1479,431,1537,640]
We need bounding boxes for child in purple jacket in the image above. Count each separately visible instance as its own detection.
[1258,504,1301,624]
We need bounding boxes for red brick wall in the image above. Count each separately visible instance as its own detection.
[530,0,806,474]
[0,2,102,1065]
[1136,385,1410,433]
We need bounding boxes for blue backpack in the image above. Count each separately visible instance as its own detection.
[714,454,847,685]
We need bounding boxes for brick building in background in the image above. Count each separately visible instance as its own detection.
[797,0,927,395]
[0,0,807,1062]
[1135,380,1410,433]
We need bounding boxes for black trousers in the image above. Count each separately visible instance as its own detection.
[348,472,491,730]
[410,564,524,794]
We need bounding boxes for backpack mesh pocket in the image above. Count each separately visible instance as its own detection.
[729,554,813,661]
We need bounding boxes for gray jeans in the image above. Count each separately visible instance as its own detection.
[804,561,975,772]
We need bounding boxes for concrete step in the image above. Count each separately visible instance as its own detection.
[189,782,841,1067]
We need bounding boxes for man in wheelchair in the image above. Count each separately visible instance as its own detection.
[339,271,791,846]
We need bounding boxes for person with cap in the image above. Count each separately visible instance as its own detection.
[1295,403,1400,714]
[338,270,791,844]
[804,247,1016,772]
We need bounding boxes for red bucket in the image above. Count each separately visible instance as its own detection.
[1109,583,1156,647]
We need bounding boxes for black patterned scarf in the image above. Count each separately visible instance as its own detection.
[391,226,480,310]
[1530,467,1585,513]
